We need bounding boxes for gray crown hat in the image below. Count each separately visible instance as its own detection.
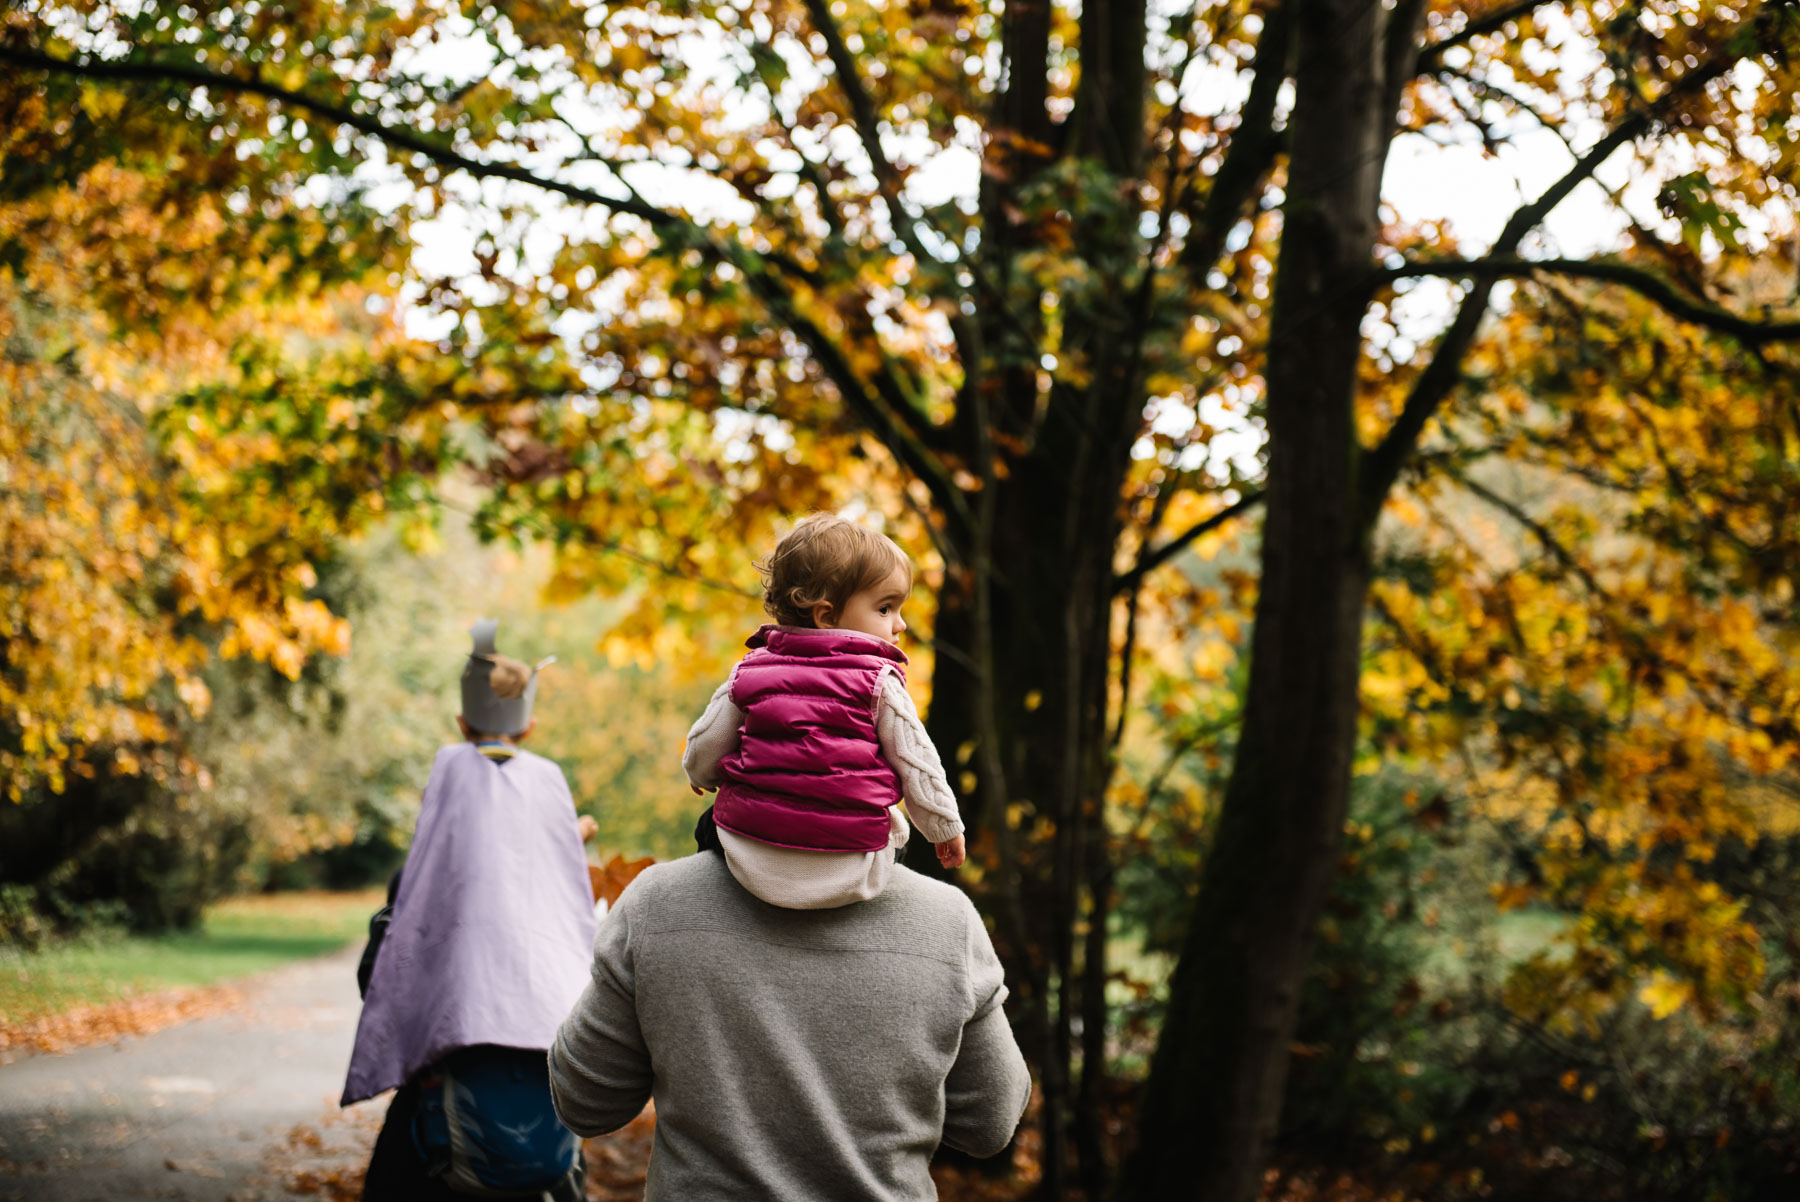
[460,619,556,736]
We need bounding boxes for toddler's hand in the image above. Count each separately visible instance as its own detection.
[576,815,599,843]
[935,835,966,870]
[689,783,717,796]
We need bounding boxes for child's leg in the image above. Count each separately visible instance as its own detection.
[693,805,724,855]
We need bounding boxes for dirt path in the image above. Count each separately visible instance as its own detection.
[0,945,387,1201]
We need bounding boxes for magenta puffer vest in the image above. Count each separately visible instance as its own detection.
[712,625,908,853]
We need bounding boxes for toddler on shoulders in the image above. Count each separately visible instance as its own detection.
[683,514,964,909]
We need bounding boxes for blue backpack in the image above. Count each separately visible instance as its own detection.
[412,1045,581,1198]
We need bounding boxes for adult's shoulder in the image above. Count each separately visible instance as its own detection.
[884,865,977,913]
[885,870,1005,1012]
[879,867,984,942]
[613,853,729,909]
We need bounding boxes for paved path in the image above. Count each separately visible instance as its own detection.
[0,946,387,1202]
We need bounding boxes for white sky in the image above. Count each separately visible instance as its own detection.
[394,20,1649,274]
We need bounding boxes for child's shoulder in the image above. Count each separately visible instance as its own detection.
[500,747,570,786]
[429,742,564,776]
[431,741,473,769]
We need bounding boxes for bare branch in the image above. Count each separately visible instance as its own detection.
[1382,256,1800,346]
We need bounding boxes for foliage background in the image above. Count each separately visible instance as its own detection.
[5,0,1800,1198]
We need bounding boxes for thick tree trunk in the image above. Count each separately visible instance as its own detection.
[926,352,1142,1198]
[926,469,1122,1198]
[1119,2,1391,1199]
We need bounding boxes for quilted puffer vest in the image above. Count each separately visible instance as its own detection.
[712,625,907,853]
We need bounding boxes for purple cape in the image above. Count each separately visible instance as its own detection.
[341,743,597,1105]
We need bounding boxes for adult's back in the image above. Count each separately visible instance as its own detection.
[548,853,1030,1201]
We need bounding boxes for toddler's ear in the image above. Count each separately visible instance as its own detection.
[809,601,836,628]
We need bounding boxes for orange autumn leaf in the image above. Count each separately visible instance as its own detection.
[589,855,659,907]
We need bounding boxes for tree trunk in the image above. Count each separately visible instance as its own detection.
[926,364,1141,1198]
[1120,1,1391,1198]
[940,422,1131,1194]
[928,0,1153,1182]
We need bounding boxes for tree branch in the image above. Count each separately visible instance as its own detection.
[1447,469,1604,595]
[0,46,681,228]
[1112,488,1265,594]
[1178,0,1293,273]
[4,44,973,532]
[1383,0,1431,136]
[1359,52,1735,521]
[1381,256,1800,347]
[795,0,975,454]
[752,286,975,536]
[1415,0,1554,72]
[1434,65,1580,157]
[798,0,920,247]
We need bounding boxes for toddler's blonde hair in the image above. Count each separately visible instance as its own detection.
[760,514,912,627]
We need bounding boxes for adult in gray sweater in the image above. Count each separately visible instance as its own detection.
[548,852,1031,1200]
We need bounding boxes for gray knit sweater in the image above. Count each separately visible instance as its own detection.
[548,853,1031,1201]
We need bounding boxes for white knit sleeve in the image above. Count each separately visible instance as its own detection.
[683,680,744,790]
[876,674,964,845]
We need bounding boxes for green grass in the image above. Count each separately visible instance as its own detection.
[0,889,383,1026]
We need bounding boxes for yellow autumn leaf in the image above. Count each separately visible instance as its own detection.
[1638,975,1693,1020]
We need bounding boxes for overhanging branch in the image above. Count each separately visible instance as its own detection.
[1415,0,1555,72]
[6,43,972,532]
[1383,256,1800,347]
[1359,113,1651,518]
[1359,49,1735,522]
[1112,489,1265,594]
[0,46,679,228]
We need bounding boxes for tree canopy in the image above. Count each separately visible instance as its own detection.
[5,0,1800,1197]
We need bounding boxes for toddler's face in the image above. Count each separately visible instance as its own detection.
[824,564,910,645]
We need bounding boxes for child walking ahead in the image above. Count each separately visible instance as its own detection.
[684,514,965,909]
[346,621,595,1201]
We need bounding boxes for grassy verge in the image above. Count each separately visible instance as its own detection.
[0,889,383,1027]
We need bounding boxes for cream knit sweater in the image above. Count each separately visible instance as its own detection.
[683,672,963,909]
